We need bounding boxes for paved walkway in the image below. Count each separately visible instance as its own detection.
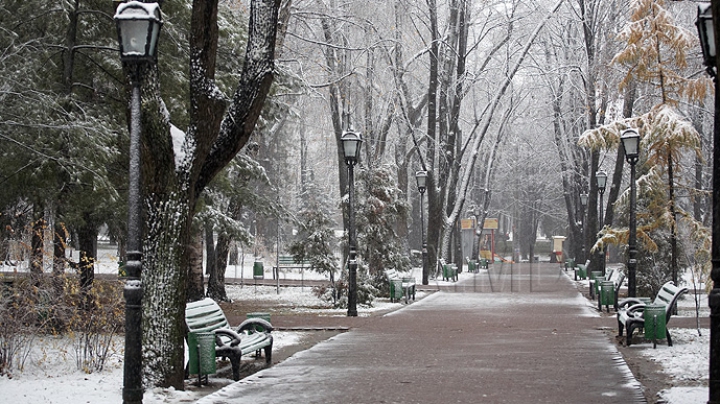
[199,262,647,403]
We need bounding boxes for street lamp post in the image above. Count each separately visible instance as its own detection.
[621,129,640,298]
[596,171,608,276]
[415,170,428,285]
[696,4,720,403]
[114,2,162,404]
[580,192,588,263]
[341,129,362,317]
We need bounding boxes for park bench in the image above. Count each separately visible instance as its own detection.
[185,297,273,381]
[385,269,416,304]
[617,281,688,346]
[597,268,625,312]
[466,257,478,274]
[276,255,312,270]
[438,259,458,282]
[272,255,313,279]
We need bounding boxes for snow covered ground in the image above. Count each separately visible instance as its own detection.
[0,252,713,403]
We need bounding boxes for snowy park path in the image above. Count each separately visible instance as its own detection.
[197,262,646,404]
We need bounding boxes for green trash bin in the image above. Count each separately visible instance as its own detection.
[188,331,216,376]
[247,312,271,322]
[246,312,271,332]
[253,258,264,280]
[389,279,403,302]
[600,280,615,312]
[644,304,666,347]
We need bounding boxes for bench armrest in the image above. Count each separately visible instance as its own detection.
[617,297,644,310]
[237,318,274,334]
[624,303,646,315]
[214,328,244,347]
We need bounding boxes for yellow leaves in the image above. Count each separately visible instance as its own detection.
[613,0,709,103]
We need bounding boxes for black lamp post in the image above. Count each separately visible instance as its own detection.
[696,4,720,403]
[415,170,428,285]
[341,129,362,317]
[697,3,716,77]
[580,192,588,263]
[596,170,608,276]
[621,129,640,298]
[114,2,162,404]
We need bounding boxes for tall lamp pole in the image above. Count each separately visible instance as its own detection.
[114,3,162,404]
[696,4,720,403]
[580,192,588,263]
[415,171,428,285]
[621,129,640,298]
[596,170,608,276]
[341,129,362,317]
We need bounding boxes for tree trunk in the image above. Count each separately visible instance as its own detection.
[424,0,440,284]
[77,220,97,292]
[208,232,231,302]
[186,231,205,302]
[30,217,45,277]
[205,223,215,275]
[668,151,678,286]
[138,0,281,389]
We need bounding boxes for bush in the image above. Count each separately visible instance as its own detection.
[0,274,124,376]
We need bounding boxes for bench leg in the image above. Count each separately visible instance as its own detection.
[229,351,242,381]
[626,322,641,347]
[264,337,273,364]
[666,329,674,347]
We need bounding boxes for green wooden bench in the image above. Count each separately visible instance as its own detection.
[438,259,458,282]
[617,281,688,347]
[185,298,273,380]
[272,255,313,279]
[385,269,416,303]
[276,255,313,269]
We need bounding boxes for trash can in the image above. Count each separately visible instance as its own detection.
[246,312,272,332]
[589,271,603,298]
[600,280,615,311]
[253,258,264,280]
[390,279,403,302]
[644,304,666,345]
[188,331,216,375]
[247,312,271,323]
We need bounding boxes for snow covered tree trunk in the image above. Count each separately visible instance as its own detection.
[186,231,205,302]
[136,0,281,389]
[142,191,190,389]
[207,232,231,302]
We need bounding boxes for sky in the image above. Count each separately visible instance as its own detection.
[0,249,711,403]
